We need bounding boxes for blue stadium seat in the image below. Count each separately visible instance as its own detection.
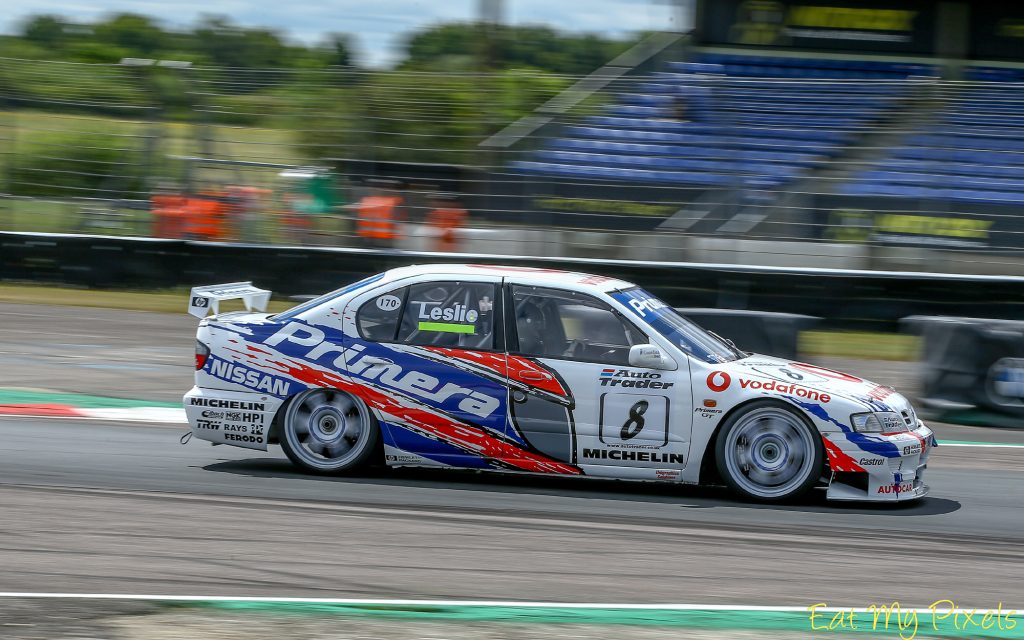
[684,54,936,80]
[547,139,824,165]
[606,105,666,118]
[583,116,858,137]
[908,133,1024,152]
[965,67,1024,82]
[534,150,802,178]
[878,158,1024,180]
[508,160,787,188]
[514,53,941,193]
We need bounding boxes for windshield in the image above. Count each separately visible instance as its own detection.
[610,287,741,363]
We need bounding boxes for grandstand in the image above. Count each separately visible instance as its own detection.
[513,54,935,195]
[508,51,1024,247]
[508,53,944,238]
[845,67,1024,205]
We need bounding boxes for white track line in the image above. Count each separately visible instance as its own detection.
[940,442,1024,449]
[0,593,1004,614]
[80,407,186,423]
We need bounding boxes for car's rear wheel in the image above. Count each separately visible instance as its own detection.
[280,388,379,474]
[715,400,823,502]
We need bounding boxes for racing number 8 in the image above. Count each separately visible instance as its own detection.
[620,400,649,440]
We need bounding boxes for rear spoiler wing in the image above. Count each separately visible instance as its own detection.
[188,282,272,318]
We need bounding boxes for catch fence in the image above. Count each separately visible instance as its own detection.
[2,56,1023,273]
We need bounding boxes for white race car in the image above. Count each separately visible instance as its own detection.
[184,264,935,502]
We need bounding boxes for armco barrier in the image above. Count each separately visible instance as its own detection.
[3,231,1024,331]
[0,233,187,289]
[902,316,1024,427]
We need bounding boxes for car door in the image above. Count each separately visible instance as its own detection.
[344,276,513,470]
[504,283,692,480]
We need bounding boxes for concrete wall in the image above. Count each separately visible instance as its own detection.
[395,223,1024,275]
[684,237,870,270]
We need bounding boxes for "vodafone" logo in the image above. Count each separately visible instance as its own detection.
[707,371,731,392]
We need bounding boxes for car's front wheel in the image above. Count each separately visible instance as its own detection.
[280,388,379,474]
[715,400,823,502]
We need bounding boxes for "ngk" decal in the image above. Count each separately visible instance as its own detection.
[265,322,500,419]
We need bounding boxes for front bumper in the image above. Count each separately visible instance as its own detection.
[824,424,936,502]
[183,385,284,451]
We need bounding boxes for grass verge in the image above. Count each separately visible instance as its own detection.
[800,331,918,362]
[167,601,1020,637]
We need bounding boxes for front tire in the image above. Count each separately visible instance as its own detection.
[280,388,379,474]
[715,400,823,502]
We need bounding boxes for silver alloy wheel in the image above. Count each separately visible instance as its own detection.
[282,388,373,471]
[722,406,817,499]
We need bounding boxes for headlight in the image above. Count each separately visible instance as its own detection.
[850,412,908,434]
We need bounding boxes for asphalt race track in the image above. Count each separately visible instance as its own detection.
[1,303,1022,607]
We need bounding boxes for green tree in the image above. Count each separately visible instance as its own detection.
[93,13,166,56]
[191,15,291,69]
[21,15,66,50]
[295,69,572,165]
[321,33,355,68]
[400,23,637,74]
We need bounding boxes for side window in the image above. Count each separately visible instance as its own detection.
[397,281,497,349]
[511,285,647,365]
[357,286,408,341]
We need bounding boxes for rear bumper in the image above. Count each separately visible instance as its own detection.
[824,424,936,502]
[183,385,284,451]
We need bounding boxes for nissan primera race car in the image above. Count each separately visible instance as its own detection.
[184,264,935,502]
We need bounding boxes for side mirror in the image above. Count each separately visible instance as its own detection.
[628,344,674,370]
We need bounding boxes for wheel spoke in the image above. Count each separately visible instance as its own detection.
[305,440,326,455]
[302,390,328,411]
[329,393,355,416]
[325,440,352,458]
[292,410,311,434]
[764,417,788,436]
[745,467,774,485]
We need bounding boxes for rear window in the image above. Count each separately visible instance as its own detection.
[357,286,408,342]
[273,273,384,321]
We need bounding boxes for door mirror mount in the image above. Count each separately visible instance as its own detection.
[628,344,674,370]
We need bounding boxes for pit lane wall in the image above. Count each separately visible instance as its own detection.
[4,231,1024,332]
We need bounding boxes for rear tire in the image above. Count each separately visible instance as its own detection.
[715,400,823,502]
[279,388,379,474]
